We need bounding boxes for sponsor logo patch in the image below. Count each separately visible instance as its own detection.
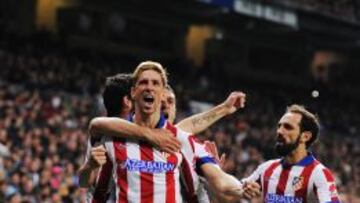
[265,193,303,203]
[120,159,175,173]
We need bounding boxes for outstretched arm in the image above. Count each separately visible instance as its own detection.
[176,91,246,134]
[89,117,181,153]
[201,164,260,202]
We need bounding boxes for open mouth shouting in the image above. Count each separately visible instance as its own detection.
[142,93,155,109]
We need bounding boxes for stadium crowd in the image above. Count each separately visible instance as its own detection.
[0,39,359,203]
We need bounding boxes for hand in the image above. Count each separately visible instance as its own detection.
[204,141,226,169]
[87,145,107,170]
[222,91,246,115]
[241,181,261,199]
[145,129,181,154]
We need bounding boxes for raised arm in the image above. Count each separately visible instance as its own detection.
[176,91,246,134]
[89,117,180,153]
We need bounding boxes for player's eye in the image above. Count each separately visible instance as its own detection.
[152,80,160,86]
[283,123,293,130]
[138,79,148,85]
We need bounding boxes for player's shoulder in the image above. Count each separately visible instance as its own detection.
[255,158,281,172]
[167,121,194,137]
[311,161,336,180]
[261,158,281,167]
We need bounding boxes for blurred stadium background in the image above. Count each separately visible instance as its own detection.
[1,0,360,202]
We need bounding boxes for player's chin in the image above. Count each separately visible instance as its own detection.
[141,106,157,115]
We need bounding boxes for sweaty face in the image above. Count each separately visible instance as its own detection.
[131,70,164,115]
[161,89,176,123]
[275,112,302,156]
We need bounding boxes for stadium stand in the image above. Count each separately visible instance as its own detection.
[1,0,360,202]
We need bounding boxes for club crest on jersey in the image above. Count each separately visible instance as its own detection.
[292,176,304,191]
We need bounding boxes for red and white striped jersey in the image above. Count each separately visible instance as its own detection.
[176,132,214,203]
[243,153,340,203]
[103,116,216,203]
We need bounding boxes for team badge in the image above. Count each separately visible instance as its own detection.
[292,176,304,191]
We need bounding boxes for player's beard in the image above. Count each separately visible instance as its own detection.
[275,134,301,157]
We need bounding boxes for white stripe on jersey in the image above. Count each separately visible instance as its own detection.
[266,163,282,194]
[153,149,167,203]
[126,142,141,203]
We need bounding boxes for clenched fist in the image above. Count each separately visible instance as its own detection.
[222,91,246,115]
[87,145,107,169]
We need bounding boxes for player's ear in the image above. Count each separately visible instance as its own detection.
[131,86,135,100]
[301,131,312,143]
[123,96,132,109]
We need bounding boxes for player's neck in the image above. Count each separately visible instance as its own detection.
[284,146,308,164]
[134,110,161,128]
[119,110,130,119]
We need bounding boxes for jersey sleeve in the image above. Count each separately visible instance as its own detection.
[175,126,218,169]
[241,160,279,187]
[241,163,264,183]
[312,167,341,203]
[192,137,217,166]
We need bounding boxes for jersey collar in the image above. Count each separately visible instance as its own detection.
[127,113,166,129]
[281,152,316,168]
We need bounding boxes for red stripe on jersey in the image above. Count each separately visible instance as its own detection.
[140,142,154,203]
[166,122,177,137]
[276,167,291,195]
[114,140,128,203]
[92,154,113,203]
[323,168,335,182]
[180,154,198,203]
[187,136,195,152]
[263,161,281,199]
[166,153,178,203]
[295,160,319,203]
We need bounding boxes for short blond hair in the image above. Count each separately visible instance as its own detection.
[132,61,168,86]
